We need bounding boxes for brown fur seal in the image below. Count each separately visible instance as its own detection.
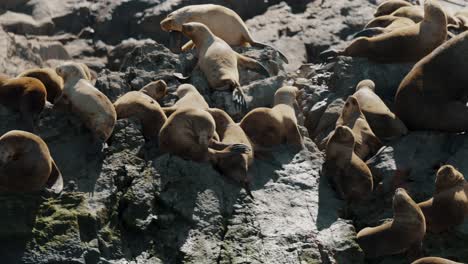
[365,15,415,29]
[353,80,408,140]
[0,74,47,131]
[335,96,382,160]
[418,165,468,233]
[324,125,373,201]
[412,257,463,264]
[160,4,288,62]
[114,91,167,141]
[0,130,63,193]
[240,86,304,153]
[18,68,63,103]
[207,108,254,196]
[161,84,209,117]
[159,108,250,163]
[323,0,447,62]
[390,6,424,23]
[357,188,426,258]
[55,62,116,142]
[181,22,270,110]
[374,0,413,17]
[395,30,468,132]
[140,80,168,101]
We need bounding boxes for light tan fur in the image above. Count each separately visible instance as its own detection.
[374,0,413,17]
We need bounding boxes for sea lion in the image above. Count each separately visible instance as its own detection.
[322,0,447,63]
[357,188,426,258]
[390,6,424,23]
[78,63,98,85]
[395,30,468,132]
[239,86,304,153]
[353,80,408,140]
[55,62,116,143]
[114,91,167,141]
[324,125,373,201]
[181,22,270,110]
[374,0,413,17]
[412,257,463,264]
[207,108,254,196]
[18,67,63,103]
[160,4,288,62]
[0,130,63,193]
[418,165,468,233]
[335,96,382,160]
[161,83,209,117]
[159,107,250,163]
[365,15,415,29]
[0,74,47,131]
[140,80,168,101]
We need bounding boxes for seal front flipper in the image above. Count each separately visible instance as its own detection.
[236,54,270,77]
[251,41,289,63]
[46,159,63,194]
[232,85,247,112]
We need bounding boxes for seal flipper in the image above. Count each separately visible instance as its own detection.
[236,54,270,77]
[232,85,247,112]
[251,41,289,63]
[46,159,63,194]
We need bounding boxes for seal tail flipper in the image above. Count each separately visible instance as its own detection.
[353,27,387,38]
[46,159,63,194]
[251,41,289,63]
[236,54,271,77]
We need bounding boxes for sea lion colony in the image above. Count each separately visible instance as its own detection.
[0,0,467,262]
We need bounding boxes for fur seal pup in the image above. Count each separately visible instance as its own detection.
[0,130,63,193]
[55,62,116,143]
[395,30,468,132]
[0,74,47,131]
[239,86,304,153]
[353,80,408,140]
[335,96,382,160]
[114,91,167,141]
[160,4,288,62]
[418,165,468,233]
[181,22,270,110]
[159,108,250,163]
[374,0,413,17]
[140,80,168,101]
[412,257,463,264]
[207,108,254,196]
[324,126,373,201]
[357,188,426,258]
[322,0,447,62]
[18,68,63,103]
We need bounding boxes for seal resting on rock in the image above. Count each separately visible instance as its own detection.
[374,0,413,17]
[418,165,468,233]
[55,62,116,144]
[357,188,426,258]
[180,22,270,110]
[139,80,168,101]
[0,130,63,193]
[18,67,63,103]
[412,257,463,264]
[324,126,373,202]
[160,4,288,62]
[114,91,167,141]
[161,84,209,116]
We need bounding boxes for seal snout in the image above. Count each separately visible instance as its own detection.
[160,17,174,32]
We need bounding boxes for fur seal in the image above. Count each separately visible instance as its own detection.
[365,15,415,29]
[55,62,116,143]
[324,125,373,201]
[140,80,168,101]
[374,0,413,17]
[412,257,463,264]
[181,22,270,110]
[353,80,408,140]
[239,86,304,153]
[0,130,63,193]
[207,108,254,196]
[0,74,47,131]
[335,96,382,160]
[161,84,209,117]
[418,165,468,233]
[159,108,250,163]
[322,0,447,62]
[160,4,288,62]
[390,6,424,23]
[395,30,468,132]
[114,91,167,141]
[18,68,63,103]
[357,188,426,258]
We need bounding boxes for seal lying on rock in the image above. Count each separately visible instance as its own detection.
[0,130,62,193]
[418,165,468,233]
[374,0,413,17]
[139,80,168,101]
[161,84,209,116]
[160,4,288,62]
[181,22,270,111]
[357,188,426,258]
[18,67,63,103]
[412,257,463,264]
